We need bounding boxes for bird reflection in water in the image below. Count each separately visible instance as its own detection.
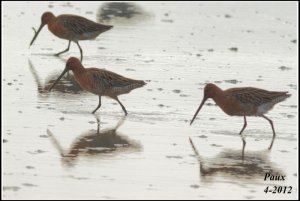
[47,116,142,166]
[28,59,82,94]
[189,136,283,183]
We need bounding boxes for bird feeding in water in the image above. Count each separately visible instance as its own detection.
[190,83,291,136]
[29,12,113,61]
[49,57,146,115]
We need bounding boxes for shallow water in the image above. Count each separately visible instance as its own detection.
[2,1,298,200]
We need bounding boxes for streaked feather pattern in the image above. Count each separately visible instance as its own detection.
[190,83,291,138]
[78,68,145,96]
[56,15,112,36]
[31,12,113,61]
[225,87,290,107]
[50,57,145,115]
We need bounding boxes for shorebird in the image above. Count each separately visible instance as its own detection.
[190,83,291,136]
[49,57,146,115]
[29,12,113,61]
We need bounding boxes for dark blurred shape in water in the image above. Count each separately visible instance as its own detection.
[28,59,82,94]
[97,2,151,24]
[189,136,283,183]
[47,116,142,166]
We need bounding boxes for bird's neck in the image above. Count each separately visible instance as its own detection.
[210,88,236,116]
[210,87,226,106]
[46,17,59,35]
[72,65,85,76]
[45,15,56,26]
[47,20,56,34]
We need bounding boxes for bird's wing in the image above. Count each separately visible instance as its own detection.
[226,87,289,106]
[57,15,111,34]
[88,68,143,89]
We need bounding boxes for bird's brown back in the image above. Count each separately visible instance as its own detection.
[225,87,290,106]
[55,14,113,40]
[78,68,145,97]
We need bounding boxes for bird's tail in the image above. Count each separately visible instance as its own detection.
[131,80,146,89]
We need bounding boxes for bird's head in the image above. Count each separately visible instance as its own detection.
[49,57,82,91]
[29,12,55,47]
[190,83,220,125]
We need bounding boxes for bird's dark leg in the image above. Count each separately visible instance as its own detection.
[54,40,71,56]
[240,135,246,160]
[239,116,247,135]
[261,114,276,137]
[95,115,100,134]
[261,115,276,150]
[92,96,101,114]
[115,97,128,116]
[75,42,83,62]
[268,135,275,150]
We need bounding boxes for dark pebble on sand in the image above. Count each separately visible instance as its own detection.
[190,184,200,189]
[22,183,38,187]
[211,144,222,147]
[224,79,238,84]
[3,186,21,191]
[278,66,292,71]
[229,47,238,51]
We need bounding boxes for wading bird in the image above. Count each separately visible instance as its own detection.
[29,12,113,61]
[190,83,291,137]
[49,57,146,115]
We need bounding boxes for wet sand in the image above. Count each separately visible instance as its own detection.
[2,1,298,200]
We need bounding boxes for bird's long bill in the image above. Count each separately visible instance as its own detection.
[190,97,207,125]
[29,23,44,47]
[49,68,68,91]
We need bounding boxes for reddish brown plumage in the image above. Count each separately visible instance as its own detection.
[44,12,113,41]
[30,12,113,61]
[190,83,291,139]
[49,57,146,115]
